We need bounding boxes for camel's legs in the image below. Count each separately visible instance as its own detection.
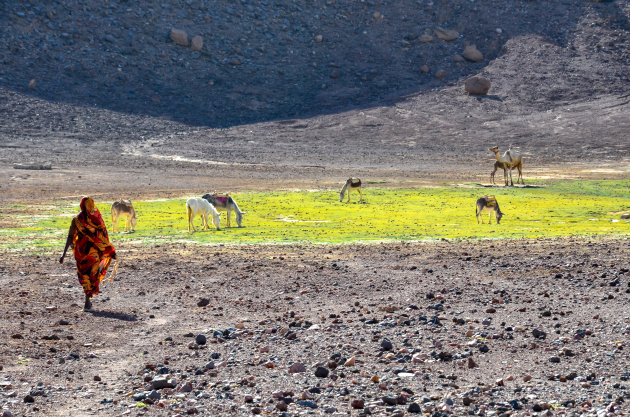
[358,188,363,202]
[226,208,231,228]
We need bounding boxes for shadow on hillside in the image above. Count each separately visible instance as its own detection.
[1,1,621,128]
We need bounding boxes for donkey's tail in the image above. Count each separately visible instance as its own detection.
[186,203,192,231]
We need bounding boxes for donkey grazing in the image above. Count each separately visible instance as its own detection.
[186,197,221,232]
[201,193,244,227]
[476,195,504,224]
[339,178,363,203]
[111,199,137,232]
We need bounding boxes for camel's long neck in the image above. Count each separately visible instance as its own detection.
[340,182,349,194]
[492,151,502,163]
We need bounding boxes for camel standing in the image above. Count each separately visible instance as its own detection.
[489,146,523,186]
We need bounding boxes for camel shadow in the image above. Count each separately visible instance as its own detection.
[481,184,543,189]
[86,310,138,321]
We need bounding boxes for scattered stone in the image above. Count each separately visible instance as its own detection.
[197,298,210,307]
[420,65,429,74]
[351,399,365,409]
[315,34,323,43]
[435,70,447,79]
[381,339,393,351]
[28,79,36,90]
[170,28,188,46]
[191,35,203,51]
[434,28,459,41]
[464,77,491,95]
[289,362,306,374]
[151,376,175,390]
[195,334,207,345]
[178,381,193,392]
[314,366,329,378]
[382,395,398,405]
[297,400,318,408]
[408,402,421,413]
[462,44,484,62]
[419,30,433,43]
[532,329,547,339]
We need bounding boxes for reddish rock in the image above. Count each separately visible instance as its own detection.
[464,77,491,95]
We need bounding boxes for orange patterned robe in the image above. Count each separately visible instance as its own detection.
[70,197,116,297]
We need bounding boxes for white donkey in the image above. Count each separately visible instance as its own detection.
[339,177,363,203]
[111,199,137,232]
[186,197,221,232]
[475,195,504,224]
[202,193,244,227]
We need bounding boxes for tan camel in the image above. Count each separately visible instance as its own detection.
[489,146,523,186]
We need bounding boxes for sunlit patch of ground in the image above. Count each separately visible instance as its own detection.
[1,180,628,254]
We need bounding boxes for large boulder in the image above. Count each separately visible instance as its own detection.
[463,45,484,62]
[170,28,188,46]
[464,77,491,95]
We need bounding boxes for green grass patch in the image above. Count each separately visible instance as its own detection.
[1,180,628,254]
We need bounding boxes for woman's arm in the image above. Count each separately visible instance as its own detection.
[59,220,77,264]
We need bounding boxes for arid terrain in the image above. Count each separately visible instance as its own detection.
[1,1,630,416]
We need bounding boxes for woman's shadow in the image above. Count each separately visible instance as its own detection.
[86,309,137,321]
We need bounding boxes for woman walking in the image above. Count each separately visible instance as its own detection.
[59,197,116,310]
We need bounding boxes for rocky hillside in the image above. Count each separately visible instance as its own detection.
[2,0,628,127]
